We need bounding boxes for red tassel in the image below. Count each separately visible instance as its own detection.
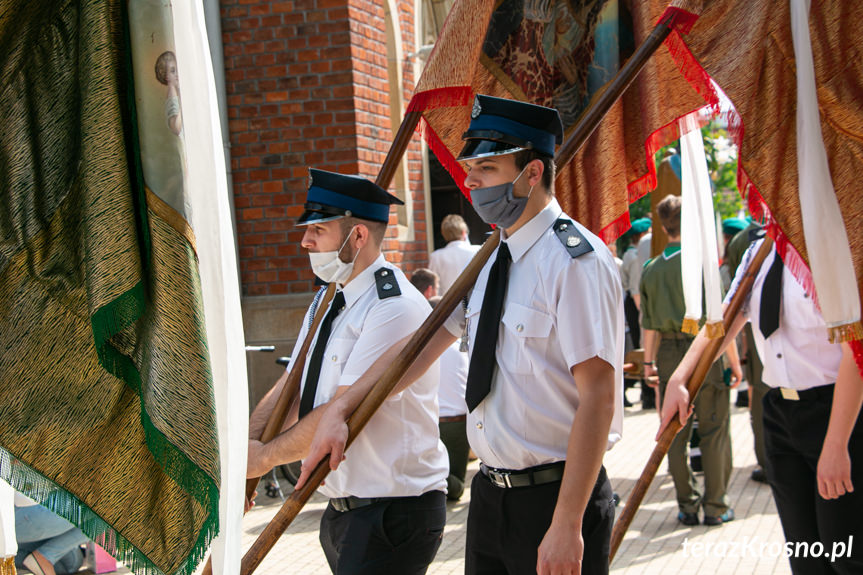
[600,211,632,244]
[658,7,700,35]
[420,118,470,201]
[407,86,473,113]
[850,340,863,381]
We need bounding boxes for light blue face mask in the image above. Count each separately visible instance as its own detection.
[470,165,531,229]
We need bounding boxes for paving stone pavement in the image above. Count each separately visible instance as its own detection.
[236,389,793,575]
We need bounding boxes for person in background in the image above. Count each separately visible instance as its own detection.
[15,492,88,575]
[641,195,740,526]
[660,234,863,573]
[429,214,480,295]
[621,217,653,408]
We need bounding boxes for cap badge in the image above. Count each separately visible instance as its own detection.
[471,97,482,119]
[308,172,314,188]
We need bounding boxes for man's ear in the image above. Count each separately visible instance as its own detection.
[528,158,544,188]
[353,223,370,249]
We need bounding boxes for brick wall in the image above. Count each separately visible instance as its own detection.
[221,0,428,297]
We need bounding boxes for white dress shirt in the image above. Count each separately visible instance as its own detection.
[445,198,625,470]
[438,342,469,418]
[290,254,448,498]
[620,245,642,296]
[725,239,841,390]
[429,239,481,294]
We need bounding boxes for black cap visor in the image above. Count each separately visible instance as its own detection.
[296,202,349,226]
[457,138,525,161]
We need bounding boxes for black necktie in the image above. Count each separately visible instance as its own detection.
[465,241,511,412]
[299,291,346,418]
[759,253,783,339]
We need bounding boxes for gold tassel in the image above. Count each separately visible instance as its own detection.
[681,318,701,336]
[828,321,863,344]
[1,556,16,575]
[703,321,726,340]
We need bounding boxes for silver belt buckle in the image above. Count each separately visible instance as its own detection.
[780,387,800,401]
[487,468,512,488]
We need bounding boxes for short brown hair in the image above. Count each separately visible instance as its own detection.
[441,214,468,242]
[514,149,555,194]
[657,195,681,237]
[339,216,387,246]
[410,268,439,295]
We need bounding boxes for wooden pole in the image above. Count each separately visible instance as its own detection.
[240,229,499,575]
[202,100,424,575]
[609,237,774,561]
[240,11,682,574]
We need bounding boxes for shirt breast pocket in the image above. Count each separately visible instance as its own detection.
[500,303,553,375]
[316,337,355,402]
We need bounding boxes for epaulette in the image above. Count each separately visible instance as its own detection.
[553,218,593,258]
[374,267,402,299]
[749,226,766,243]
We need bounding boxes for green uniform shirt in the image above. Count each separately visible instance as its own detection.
[640,243,685,333]
[725,222,759,276]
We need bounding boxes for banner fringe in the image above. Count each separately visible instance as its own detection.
[0,556,15,575]
[828,322,863,345]
[0,450,217,575]
[681,318,701,336]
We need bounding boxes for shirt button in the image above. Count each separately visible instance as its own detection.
[476,422,483,430]
[776,353,782,359]
[516,324,524,333]
[331,355,338,362]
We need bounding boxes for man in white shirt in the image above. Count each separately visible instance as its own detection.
[246,169,448,574]
[298,95,624,575]
[659,237,863,574]
[410,268,471,502]
[429,214,480,295]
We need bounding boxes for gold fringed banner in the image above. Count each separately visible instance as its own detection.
[0,556,15,575]
[681,318,701,337]
[703,321,725,340]
[829,322,863,345]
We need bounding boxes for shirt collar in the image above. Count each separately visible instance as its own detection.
[502,198,562,262]
[663,242,681,258]
[340,254,387,308]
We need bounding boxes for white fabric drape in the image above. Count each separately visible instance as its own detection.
[172,4,249,574]
[790,0,861,342]
[679,115,724,338]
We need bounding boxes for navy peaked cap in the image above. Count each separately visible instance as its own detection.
[458,94,564,160]
[297,169,403,225]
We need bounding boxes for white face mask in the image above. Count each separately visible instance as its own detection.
[308,226,360,284]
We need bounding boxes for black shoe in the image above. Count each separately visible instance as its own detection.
[704,508,735,526]
[623,395,633,407]
[677,511,699,526]
[735,391,749,407]
[641,398,656,410]
[751,468,767,483]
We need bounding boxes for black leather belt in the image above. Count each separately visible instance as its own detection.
[439,414,467,423]
[769,383,834,402]
[480,461,565,489]
[329,496,391,513]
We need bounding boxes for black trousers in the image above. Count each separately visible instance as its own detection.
[624,293,640,349]
[465,465,614,575]
[762,386,863,575]
[439,419,470,500]
[319,490,446,575]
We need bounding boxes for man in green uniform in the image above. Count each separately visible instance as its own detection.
[726,221,769,481]
[641,195,740,526]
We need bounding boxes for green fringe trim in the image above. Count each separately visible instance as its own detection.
[0,449,216,575]
[88,286,220,574]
